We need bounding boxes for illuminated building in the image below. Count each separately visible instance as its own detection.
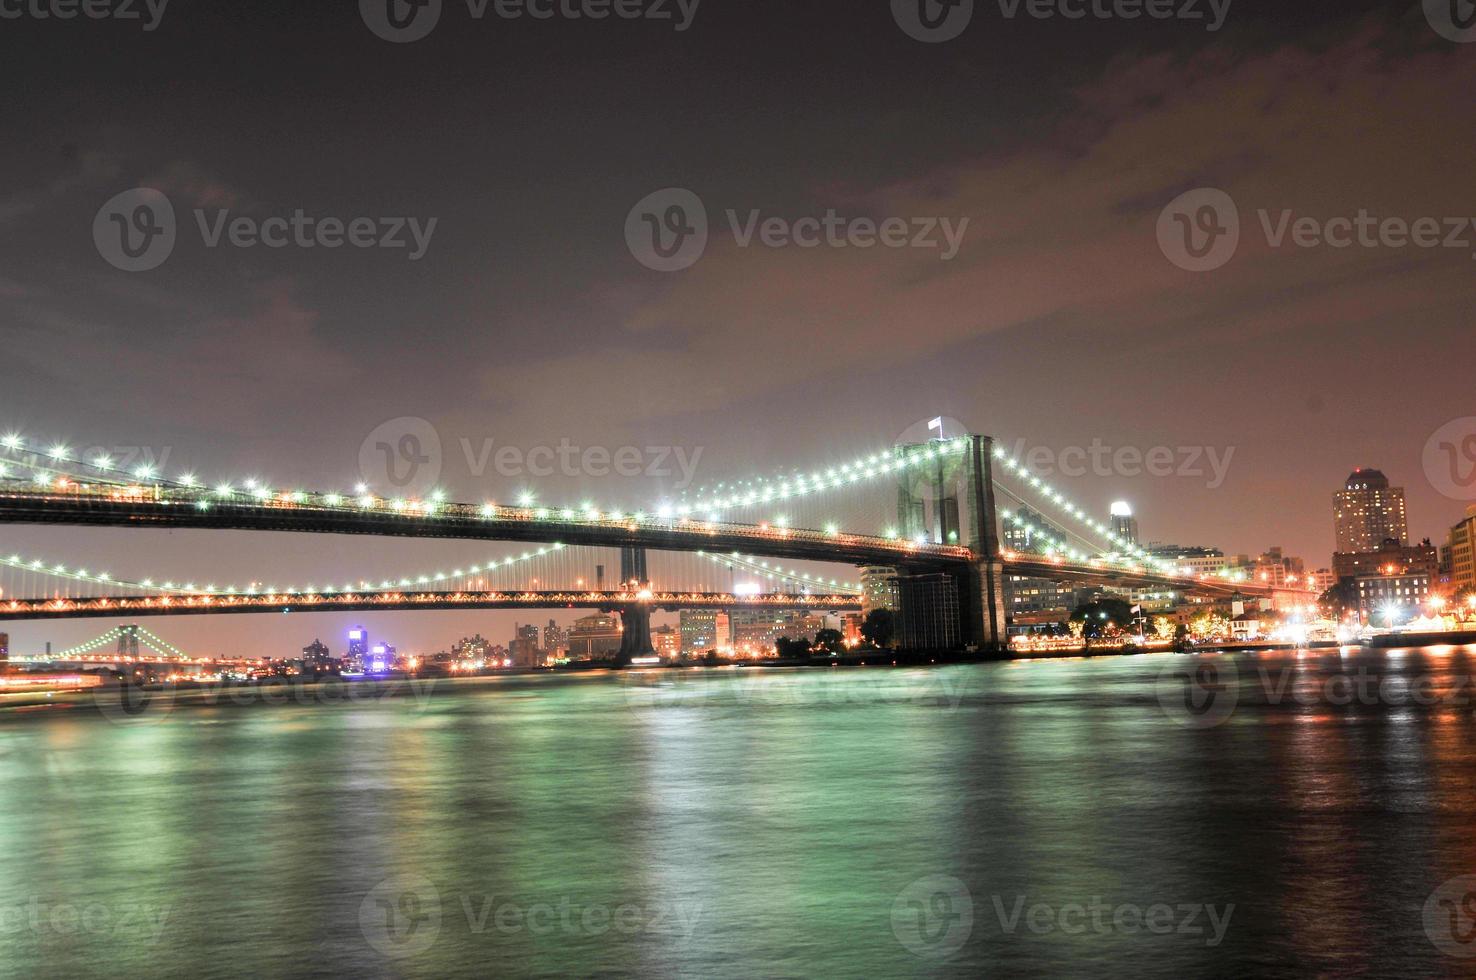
[1355,571,1432,622]
[1002,504,1073,618]
[347,626,369,670]
[1109,501,1139,548]
[679,609,719,653]
[1447,506,1476,594]
[566,613,622,659]
[713,611,731,652]
[542,620,567,657]
[860,566,900,614]
[510,623,541,666]
[1252,547,1306,588]
[301,638,334,673]
[652,625,681,658]
[0,631,8,672]
[366,643,395,674]
[1332,539,1439,582]
[1334,469,1408,553]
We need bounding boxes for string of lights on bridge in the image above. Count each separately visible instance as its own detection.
[55,624,186,660]
[0,430,1270,590]
[0,535,861,602]
[0,544,569,597]
[0,435,960,560]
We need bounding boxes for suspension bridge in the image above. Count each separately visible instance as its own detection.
[0,426,1315,660]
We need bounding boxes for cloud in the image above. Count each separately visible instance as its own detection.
[486,17,1476,425]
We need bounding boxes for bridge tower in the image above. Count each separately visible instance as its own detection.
[117,624,141,659]
[616,546,654,664]
[959,435,1007,653]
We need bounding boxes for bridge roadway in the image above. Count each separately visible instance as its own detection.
[0,483,1313,602]
[0,590,865,622]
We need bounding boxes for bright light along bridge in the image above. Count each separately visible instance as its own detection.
[0,429,1315,658]
[0,590,863,621]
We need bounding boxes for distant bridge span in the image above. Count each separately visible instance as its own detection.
[0,590,864,623]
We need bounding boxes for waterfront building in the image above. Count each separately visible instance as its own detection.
[1447,506,1476,594]
[1355,571,1433,622]
[566,613,623,660]
[510,623,541,666]
[652,625,681,658]
[679,609,719,653]
[897,572,961,649]
[347,627,369,670]
[1334,469,1409,553]
[1332,539,1440,582]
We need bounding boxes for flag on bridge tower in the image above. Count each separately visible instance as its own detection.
[929,417,944,438]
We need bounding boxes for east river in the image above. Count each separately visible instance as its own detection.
[5,646,1476,978]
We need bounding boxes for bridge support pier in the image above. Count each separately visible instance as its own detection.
[616,546,654,666]
[617,606,655,665]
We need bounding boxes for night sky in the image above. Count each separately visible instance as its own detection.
[2,0,1472,656]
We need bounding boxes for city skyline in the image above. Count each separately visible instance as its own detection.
[3,4,1475,662]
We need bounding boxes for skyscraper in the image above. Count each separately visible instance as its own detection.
[1110,501,1139,548]
[1334,469,1408,553]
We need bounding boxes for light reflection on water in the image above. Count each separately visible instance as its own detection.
[3,647,1476,977]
